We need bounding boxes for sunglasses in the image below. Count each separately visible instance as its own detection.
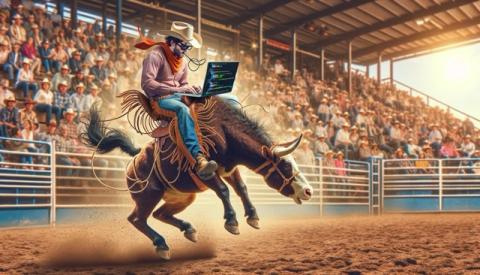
[177,42,192,51]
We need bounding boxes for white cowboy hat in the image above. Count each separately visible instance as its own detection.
[158,21,202,48]
[64,108,76,116]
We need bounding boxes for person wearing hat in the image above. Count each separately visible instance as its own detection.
[0,79,13,109]
[97,42,110,63]
[404,137,420,159]
[34,78,61,123]
[51,64,71,90]
[314,133,330,157]
[70,69,85,93]
[90,55,107,83]
[334,122,354,158]
[59,108,78,140]
[19,97,38,125]
[9,13,26,45]
[136,21,221,180]
[70,82,88,119]
[428,123,443,152]
[0,96,20,138]
[440,137,459,159]
[0,25,11,51]
[68,50,82,72]
[23,14,36,37]
[51,42,68,73]
[53,80,72,117]
[3,42,22,81]
[15,58,38,98]
[85,84,102,110]
[21,36,42,74]
[460,134,476,158]
[322,150,336,182]
[317,98,330,123]
[54,123,82,177]
[0,40,9,66]
[38,40,53,74]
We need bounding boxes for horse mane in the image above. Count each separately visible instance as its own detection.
[213,97,273,147]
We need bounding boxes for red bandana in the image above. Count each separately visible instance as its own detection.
[135,36,183,75]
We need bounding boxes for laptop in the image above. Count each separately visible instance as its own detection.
[176,61,239,98]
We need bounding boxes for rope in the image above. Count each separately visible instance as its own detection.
[90,134,159,194]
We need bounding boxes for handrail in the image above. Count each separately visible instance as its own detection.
[382,78,480,123]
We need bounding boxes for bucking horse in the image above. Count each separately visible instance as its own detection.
[81,90,313,259]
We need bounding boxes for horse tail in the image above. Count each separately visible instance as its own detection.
[81,105,140,157]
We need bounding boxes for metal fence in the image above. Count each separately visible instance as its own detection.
[382,158,480,213]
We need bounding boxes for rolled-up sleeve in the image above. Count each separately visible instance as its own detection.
[141,52,177,97]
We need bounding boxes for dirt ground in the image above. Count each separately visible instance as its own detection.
[2,213,480,274]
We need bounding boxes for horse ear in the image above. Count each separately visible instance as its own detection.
[272,134,303,157]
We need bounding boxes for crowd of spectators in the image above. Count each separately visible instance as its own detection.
[0,2,478,177]
[0,2,142,170]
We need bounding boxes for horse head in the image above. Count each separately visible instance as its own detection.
[255,134,313,204]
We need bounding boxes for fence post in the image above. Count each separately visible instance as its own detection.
[380,159,384,215]
[368,159,372,215]
[318,158,323,217]
[438,160,443,211]
[50,141,56,225]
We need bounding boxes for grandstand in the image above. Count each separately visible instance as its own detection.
[0,0,480,227]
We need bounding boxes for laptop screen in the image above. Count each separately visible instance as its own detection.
[203,62,239,96]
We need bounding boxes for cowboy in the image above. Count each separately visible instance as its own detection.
[53,80,72,117]
[34,78,61,123]
[0,96,20,138]
[19,97,38,125]
[137,21,217,180]
[15,58,38,98]
[70,82,89,118]
[51,64,71,90]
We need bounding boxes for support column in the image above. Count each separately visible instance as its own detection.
[320,49,325,81]
[377,53,382,84]
[291,29,297,80]
[389,59,394,86]
[196,0,202,59]
[234,29,240,60]
[347,40,352,93]
[102,1,107,34]
[258,15,264,69]
[366,65,370,78]
[115,0,122,54]
[70,0,78,29]
[57,1,64,20]
[162,9,168,29]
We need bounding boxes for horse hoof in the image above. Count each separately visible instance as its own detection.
[184,228,198,243]
[224,223,240,235]
[155,247,171,260]
[247,218,260,229]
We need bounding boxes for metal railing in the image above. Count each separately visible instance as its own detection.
[382,78,480,124]
[382,158,480,213]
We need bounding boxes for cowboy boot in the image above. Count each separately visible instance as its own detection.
[195,153,218,180]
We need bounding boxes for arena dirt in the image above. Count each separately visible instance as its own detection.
[2,214,480,274]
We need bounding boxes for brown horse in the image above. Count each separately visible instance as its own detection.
[82,96,312,259]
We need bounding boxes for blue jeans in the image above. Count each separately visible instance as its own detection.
[21,147,39,164]
[157,94,201,160]
[16,81,38,98]
[3,63,16,80]
[52,61,62,73]
[35,103,61,123]
[41,59,52,73]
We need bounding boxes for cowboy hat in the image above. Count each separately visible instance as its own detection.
[22,58,31,65]
[158,21,202,48]
[95,56,104,62]
[3,96,15,104]
[24,97,36,105]
[64,108,76,116]
[58,80,68,87]
[75,82,85,89]
[61,64,69,70]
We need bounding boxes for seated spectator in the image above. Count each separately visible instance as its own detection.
[91,55,107,84]
[358,141,372,161]
[415,151,434,174]
[34,78,61,123]
[460,135,475,157]
[0,26,11,49]
[405,138,420,158]
[53,81,72,117]
[68,50,82,72]
[294,140,315,173]
[313,134,330,157]
[322,150,336,183]
[55,124,81,177]
[0,96,20,138]
[85,84,102,109]
[70,83,88,118]
[428,124,443,152]
[440,137,459,158]
[0,79,13,108]
[335,123,354,158]
[335,151,347,180]
[370,143,385,158]
[9,14,26,45]
[70,69,86,93]
[4,41,22,81]
[21,36,41,74]
[99,80,116,113]
[51,42,68,72]
[0,41,8,67]
[51,64,71,91]
[15,58,38,98]
[19,97,38,125]
[423,144,434,158]
[38,40,53,74]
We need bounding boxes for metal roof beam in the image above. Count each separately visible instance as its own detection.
[227,0,296,26]
[352,15,480,58]
[265,0,373,38]
[304,0,477,50]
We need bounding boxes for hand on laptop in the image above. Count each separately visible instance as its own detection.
[192,85,202,93]
[177,86,198,94]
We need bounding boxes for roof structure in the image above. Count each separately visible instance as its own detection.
[70,0,480,65]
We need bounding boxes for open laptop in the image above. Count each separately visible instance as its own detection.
[176,61,239,98]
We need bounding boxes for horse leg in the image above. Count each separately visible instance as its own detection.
[223,168,260,229]
[152,191,198,243]
[127,188,171,259]
[204,175,239,235]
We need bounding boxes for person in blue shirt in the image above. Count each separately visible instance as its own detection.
[3,42,22,81]
[38,40,53,74]
[68,50,82,72]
